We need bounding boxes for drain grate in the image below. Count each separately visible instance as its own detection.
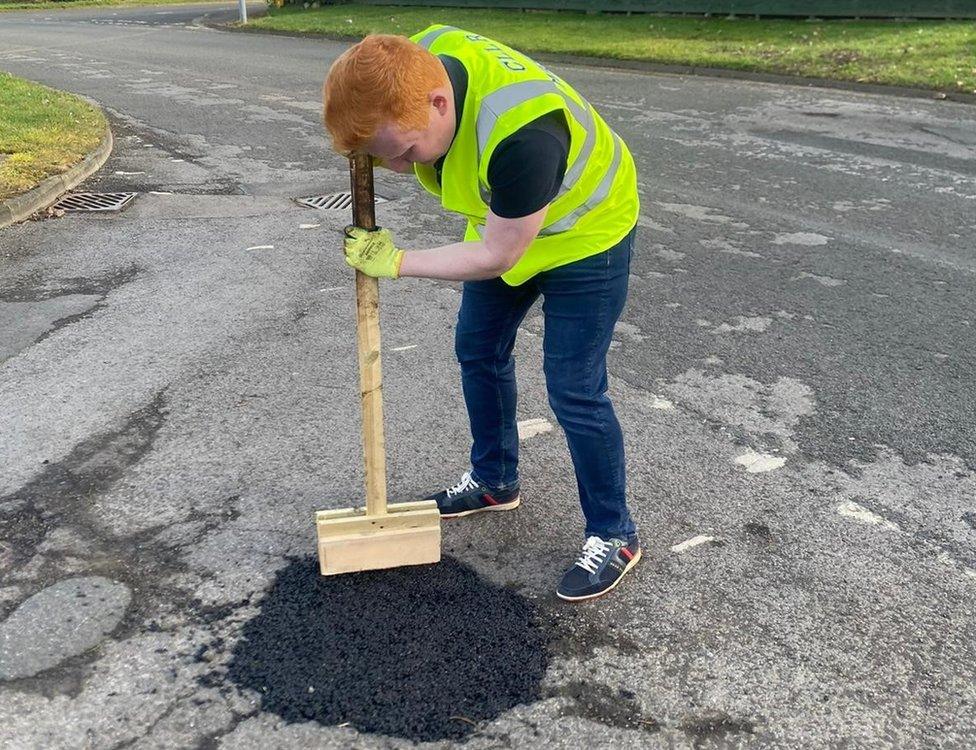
[296,191,389,211]
[53,192,139,212]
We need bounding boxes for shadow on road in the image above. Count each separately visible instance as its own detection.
[223,556,549,742]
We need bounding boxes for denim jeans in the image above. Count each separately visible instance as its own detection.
[454,227,637,541]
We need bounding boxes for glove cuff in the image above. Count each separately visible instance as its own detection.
[392,250,405,279]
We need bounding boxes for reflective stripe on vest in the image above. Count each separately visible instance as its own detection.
[476,79,587,160]
[469,132,621,239]
[416,25,457,49]
[545,133,622,234]
[476,80,598,213]
[420,30,607,237]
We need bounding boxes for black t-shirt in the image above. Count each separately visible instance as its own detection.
[436,55,569,219]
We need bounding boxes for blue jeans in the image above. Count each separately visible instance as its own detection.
[454,227,637,541]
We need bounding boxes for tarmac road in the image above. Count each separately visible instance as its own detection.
[1,4,975,747]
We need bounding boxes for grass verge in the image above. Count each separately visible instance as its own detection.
[0,73,106,200]
[249,5,976,93]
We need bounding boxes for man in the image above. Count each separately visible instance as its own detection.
[323,25,641,601]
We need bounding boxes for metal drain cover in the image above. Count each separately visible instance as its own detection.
[296,191,389,211]
[53,192,138,212]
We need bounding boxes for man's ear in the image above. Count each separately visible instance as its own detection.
[430,90,450,116]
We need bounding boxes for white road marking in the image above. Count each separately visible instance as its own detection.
[657,202,749,228]
[836,501,899,530]
[649,395,674,410]
[793,271,845,287]
[712,316,773,334]
[246,245,274,251]
[390,345,417,352]
[517,418,553,440]
[935,551,976,581]
[299,223,321,229]
[636,215,674,233]
[772,232,830,246]
[614,321,647,341]
[734,449,787,473]
[671,535,715,553]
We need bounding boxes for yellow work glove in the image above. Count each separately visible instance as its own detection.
[342,226,405,279]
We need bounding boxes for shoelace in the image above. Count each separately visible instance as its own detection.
[446,470,479,498]
[575,536,614,574]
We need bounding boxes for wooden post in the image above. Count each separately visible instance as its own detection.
[315,155,440,576]
[349,152,387,517]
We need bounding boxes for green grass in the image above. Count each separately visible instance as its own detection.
[0,73,106,199]
[0,0,221,12]
[249,5,976,93]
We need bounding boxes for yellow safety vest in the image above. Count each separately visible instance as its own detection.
[409,24,639,286]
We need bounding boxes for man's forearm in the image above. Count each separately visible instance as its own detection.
[398,241,513,281]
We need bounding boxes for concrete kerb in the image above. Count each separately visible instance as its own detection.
[0,119,114,230]
[216,23,976,107]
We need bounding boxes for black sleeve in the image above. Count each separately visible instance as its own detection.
[486,111,569,219]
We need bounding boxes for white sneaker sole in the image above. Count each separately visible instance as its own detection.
[556,548,643,602]
[440,495,521,519]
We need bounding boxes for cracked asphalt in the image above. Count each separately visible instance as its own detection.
[1,3,975,748]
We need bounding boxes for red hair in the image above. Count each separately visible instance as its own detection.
[323,34,448,154]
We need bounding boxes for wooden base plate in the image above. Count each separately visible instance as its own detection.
[316,500,441,576]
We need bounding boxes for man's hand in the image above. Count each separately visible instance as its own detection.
[343,226,405,279]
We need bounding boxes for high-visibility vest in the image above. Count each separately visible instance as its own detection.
[409,24,639,286]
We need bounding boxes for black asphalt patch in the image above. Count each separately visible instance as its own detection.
[0,390,168,574]
[0,388,240,698]
[0,264,139,303]
[224,556,549,742]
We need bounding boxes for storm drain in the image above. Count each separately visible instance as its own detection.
[53,192,139,212]
[295,191,389,211]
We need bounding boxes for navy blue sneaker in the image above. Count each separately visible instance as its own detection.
[426,470,521,519]
[556,536,642,601]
